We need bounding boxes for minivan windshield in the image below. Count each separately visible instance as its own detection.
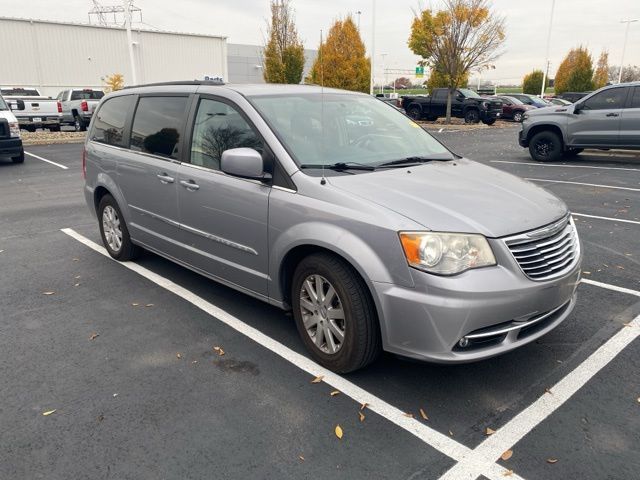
[248,93,453,168]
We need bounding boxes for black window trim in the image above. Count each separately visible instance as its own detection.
[582,87,629,111]
[625,86,640,109]
[89,93,138,149]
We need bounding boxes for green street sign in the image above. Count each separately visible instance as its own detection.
[415,66,424,78]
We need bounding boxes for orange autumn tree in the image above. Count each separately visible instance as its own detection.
[409,0,505,123]
[593,51,609,89]
[555,46,594,94]
[308,16,370,92]
[103,73,124,92]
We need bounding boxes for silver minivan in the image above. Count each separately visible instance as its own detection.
[84,82,582,373]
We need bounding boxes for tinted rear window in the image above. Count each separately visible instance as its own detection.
[90,95,134,147]
[629,87,640,109]
[71,90,105,100]
[130,96,188,159]
[1,88,40,96]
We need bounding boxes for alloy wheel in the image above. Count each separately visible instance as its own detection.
[102,205,123,252]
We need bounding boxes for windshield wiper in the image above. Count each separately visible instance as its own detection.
[299,162,376,171]
[377,155,453,168]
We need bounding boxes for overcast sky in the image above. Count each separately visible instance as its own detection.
[3,0,640,84]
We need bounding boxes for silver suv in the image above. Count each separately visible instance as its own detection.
[519,82,640,161]
[84,81,582,372]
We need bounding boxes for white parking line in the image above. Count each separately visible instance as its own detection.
[581,278,640,297]
[491,160,640,172]
[526,178,640,192]
[24,151,69,170]
[573,212,640,226]
[60,228,521,480]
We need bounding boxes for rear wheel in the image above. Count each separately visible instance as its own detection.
[464,109,480,124]
[48,125,61,132]
[406,105,422,120]
[11,149,25,164]
[529,131,563,162]
[74,115,87,132]
[291,253,381,373]
[483,118,496,126]
[98,194,141,261]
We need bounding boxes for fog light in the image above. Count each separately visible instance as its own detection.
[458,337,470,348]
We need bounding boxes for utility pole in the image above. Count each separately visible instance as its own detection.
[356,10,361,31]
[380,53,387,94]
[618,19,638,84]
[369,0,376,95]
[124,0,138,85]
[540,0,555,98]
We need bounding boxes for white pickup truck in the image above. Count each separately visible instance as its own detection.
[0,94,24,163]
[56,88,105,131]
[0,87,61,132]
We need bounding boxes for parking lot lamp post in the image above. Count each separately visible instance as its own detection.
[618,19,638,84]
[540,0,555,98]
[370,0,376,95]
[124,0,138,85]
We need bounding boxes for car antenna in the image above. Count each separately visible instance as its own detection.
[320,29,326,186]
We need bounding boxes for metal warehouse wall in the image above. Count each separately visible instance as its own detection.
[0,17,227,97]
[227,43,317,84]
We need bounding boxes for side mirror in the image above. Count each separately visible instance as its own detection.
[221,148,270,181]
[573,103,583,113]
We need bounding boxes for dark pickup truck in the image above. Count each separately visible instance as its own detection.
[401,88,503,124]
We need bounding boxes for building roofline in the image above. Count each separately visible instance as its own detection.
[0,16,227,40]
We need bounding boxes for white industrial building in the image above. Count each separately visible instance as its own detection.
[0,17,316,97]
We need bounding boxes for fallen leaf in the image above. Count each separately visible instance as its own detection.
[358,411,365,422]
[501,449,513,461]
[192,360,198,364]
[97,414,104,422]
[486,427,496,435]
[419,408,429,420]
[623,323,633,328]
[213,346,225,356]
[0,250,4,253]
[89,333,99,340]
[72,258,79,261]
[42,291,55,295]
[334,425,343,439]
[74,283,81,287]
[131,303,139,306]
[42,409,56,416]
[503,469,513,477]
[298,455,305,461]
[75,275,81,279]
[176,353,182,359]
[582,271,591,275]
[330,390,340,396]
[448,430,454,436]
[113,393,118,397]
[545,388,553,395]
[636,397,639,404]
[311,375,324,384]
[145,303,154,307]
[547,458,558,464]
[616,265,625,270]
[360,402,369,411]
[403,412,414,418]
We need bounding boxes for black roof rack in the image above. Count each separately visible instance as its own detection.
[123,79,225,90]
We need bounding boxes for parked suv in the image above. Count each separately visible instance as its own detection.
[0,94,24,163]
[85,82,581,372]
[57,88,104,131]
[519,82,640,162]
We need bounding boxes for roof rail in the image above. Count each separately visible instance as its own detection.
[123,79,225,90]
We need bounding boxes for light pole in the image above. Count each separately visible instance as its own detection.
[618,19,638,84]
[124,0,137,85]
[380,53,388,94]
[356,10,362,31]
[369,0,376,96]
[540,0,555,98]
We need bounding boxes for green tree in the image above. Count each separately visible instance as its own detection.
[522,70,547,94]
[593,51,609,89]
[426,68,469,94]
[408,0,506,123]
[555,46,594,94]
[308,16,370,92]
[263,0,305,84]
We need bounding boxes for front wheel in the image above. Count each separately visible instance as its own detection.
[98,194,141,261]
[291,253,381,373]
[11,149,25,164]
[512,111,524,123]
[406,105,422,120]
[529,131,563,162]
[483,118,496,126]
[464,109,480,124]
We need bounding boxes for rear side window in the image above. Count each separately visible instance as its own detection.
[582,88,627,110]
[189,98,263,170]
[628,87,640,109]
[130,96,188,159]
[90,95,134,147]
[71,90,105,100]
[434,90,447,101]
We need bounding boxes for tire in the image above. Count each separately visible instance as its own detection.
[74,115,87,132]
[563,148,584,158]
[406,105,422,120]
[24,125,36,133]
[529,131,563,162]
[483,118,496,126]
[291,253,381,373]
[97,194,141,261]
[464,109,480,124]
[425,115,438,121]
[48,125,61,132]
[11,149,25,164]
[512,111,524,123]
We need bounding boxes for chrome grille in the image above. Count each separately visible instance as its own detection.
[505,216,580,281]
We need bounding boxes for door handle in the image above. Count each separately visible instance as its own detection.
[606,113,619,117]
[156,173,175,184]
[179,179,200,191]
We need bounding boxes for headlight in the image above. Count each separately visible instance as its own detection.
[399,232,496,275]
[9,122,21,138]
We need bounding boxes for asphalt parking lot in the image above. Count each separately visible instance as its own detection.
[1,128,639,480]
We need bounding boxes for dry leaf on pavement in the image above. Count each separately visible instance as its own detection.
[419,408,429,420]
[403,412,414,418]
[145,303,154,307]
[330,390,340,396]
[501,449,513,461]
[299,455,305,461]
[42,409,56,416]
[42,291,55,295]
[311,375,324,384]
[358,411,365,422]
[547,458,558,464]
[213,346,225,356]
[486,427,496,435]
[449,430,454,436]
[503,469,513,477]
[176,353,182,359]
[360,402,369,411]
[89,333,99,340]
[131,303,139,306]
[334,425,343,439]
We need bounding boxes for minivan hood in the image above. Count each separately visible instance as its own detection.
[327,158,567,238]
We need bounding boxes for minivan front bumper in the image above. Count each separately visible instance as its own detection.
[373,243,582,363]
